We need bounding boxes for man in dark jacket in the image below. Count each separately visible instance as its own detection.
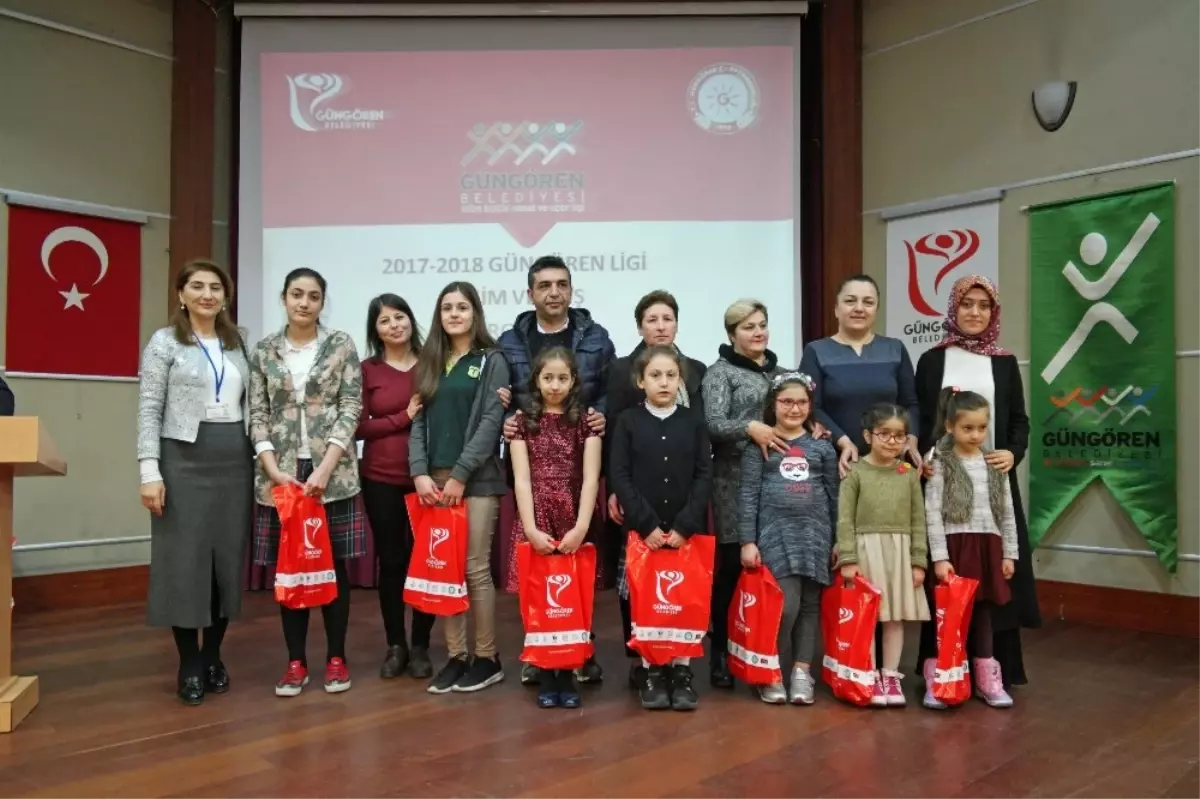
[497,255,616,688]
[498,255,615,423]
[0,375,14,416]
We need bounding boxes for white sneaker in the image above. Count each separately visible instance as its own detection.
[788,669,815,705]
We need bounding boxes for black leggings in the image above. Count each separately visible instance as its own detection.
[171,566,228,678]
[361,478,435,649]
[280,559,351,666]
[970,602,995,659]
[709,542,742,658]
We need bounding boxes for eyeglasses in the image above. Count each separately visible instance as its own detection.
[776,398,810,410]
[870,430,907,443]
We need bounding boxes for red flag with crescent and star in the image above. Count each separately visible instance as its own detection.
[4,204,142,378]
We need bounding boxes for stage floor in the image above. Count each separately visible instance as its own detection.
[2,590,1197,798]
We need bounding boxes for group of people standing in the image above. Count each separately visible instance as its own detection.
[136,254,1039,711]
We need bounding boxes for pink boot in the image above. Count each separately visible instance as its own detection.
[972,657,1013,708]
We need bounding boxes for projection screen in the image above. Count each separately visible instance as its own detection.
[237,11,804,365]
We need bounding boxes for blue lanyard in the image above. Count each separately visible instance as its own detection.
[196,337,226,402]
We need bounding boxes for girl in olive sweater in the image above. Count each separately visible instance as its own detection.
[836,403,930,708]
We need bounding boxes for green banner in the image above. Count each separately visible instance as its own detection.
[1028,182,1177,572]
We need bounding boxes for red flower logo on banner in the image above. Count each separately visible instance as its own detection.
[905,229,981,317]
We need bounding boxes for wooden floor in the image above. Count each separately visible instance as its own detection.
[2,590,1197,798]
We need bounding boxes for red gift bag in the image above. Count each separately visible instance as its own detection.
[403,493,469,616]
[726,567,785,685]
[625,532,716,666]
[517,542,597,670]
[820,574,881,706]
[271,484,338,610]
[932,575,979,706]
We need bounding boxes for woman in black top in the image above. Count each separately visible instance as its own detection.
[609,346,713,711]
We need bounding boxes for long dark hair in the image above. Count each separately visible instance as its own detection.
[416,281,496,401]
[365,293,422,360]
[523,346,582,434]
[762,372,816,433]
[172,259,242,349]
[860,403,910,452]
[933,386,990,441]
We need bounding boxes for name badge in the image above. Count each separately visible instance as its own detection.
[205,403,232,421]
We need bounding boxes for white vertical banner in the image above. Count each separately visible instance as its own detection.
[885,200,1001,362]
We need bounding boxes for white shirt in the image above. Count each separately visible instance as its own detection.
[195,335,244,422]
[942,346,996,451]
[285,337,319,459]
[646,402,678,420]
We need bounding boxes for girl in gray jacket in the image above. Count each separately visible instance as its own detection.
[738,373,839,706]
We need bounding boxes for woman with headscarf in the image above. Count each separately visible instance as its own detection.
[914,275,1041,692]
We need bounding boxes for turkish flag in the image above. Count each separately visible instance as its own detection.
[5,204,142,378]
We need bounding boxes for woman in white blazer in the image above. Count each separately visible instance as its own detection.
[136,259,252,706]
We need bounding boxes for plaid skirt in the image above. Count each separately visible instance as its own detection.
[251,459,367,566]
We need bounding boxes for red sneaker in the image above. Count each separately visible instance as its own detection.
[275,660,309,697]
[325,657,352,694]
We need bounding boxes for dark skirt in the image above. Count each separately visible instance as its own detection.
[251,458,367,565]
[148,423,253,629]
[947,533,1012,606]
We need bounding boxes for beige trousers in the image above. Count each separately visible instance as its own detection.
[432,469,500,659]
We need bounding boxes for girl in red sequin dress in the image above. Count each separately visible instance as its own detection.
[508,346,603,707]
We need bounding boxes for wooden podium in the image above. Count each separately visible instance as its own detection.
[0,417,66,732]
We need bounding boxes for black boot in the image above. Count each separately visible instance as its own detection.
[380,645,408,679]
[178,675,204,706]
[710,652,734,689]
[639,666,671,710]
[669,664,699,711]
[408,646,433,679]
[204,661,230,693]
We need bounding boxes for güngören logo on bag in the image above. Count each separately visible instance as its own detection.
[544,573,576,619]
[653,569,685,614]
[426,527,450,568]
[287,73,387,132]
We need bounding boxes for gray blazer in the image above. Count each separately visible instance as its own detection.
[137,327,251,460]
[409,348,509,497]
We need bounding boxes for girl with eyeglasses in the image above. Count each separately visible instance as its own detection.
[835,403,931,708]
[737,373,839,706]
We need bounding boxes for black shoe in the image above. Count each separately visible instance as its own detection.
[408,646,433,679]
[521,663,542,685]
[639,666,671,710]
[452,655,505,693]
[427,656,469,695]
[574,656,603,685]
[669,665,699,711]
[204,662,230,694]
[628,661,648,690]
[178,675,205,706]
[710,652,734,689]
[380,645,408,679]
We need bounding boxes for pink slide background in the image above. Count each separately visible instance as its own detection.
[262,47,794,247]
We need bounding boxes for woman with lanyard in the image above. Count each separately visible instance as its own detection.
[249,267,366,697]
[701,298,786,690]
[137,259,252,706]
[914,275,1041,692]
[799,274,922,477]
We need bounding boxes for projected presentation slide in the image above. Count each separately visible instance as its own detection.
[250,43,799,363]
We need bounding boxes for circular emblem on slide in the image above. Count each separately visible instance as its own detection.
[688,63,759,134]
